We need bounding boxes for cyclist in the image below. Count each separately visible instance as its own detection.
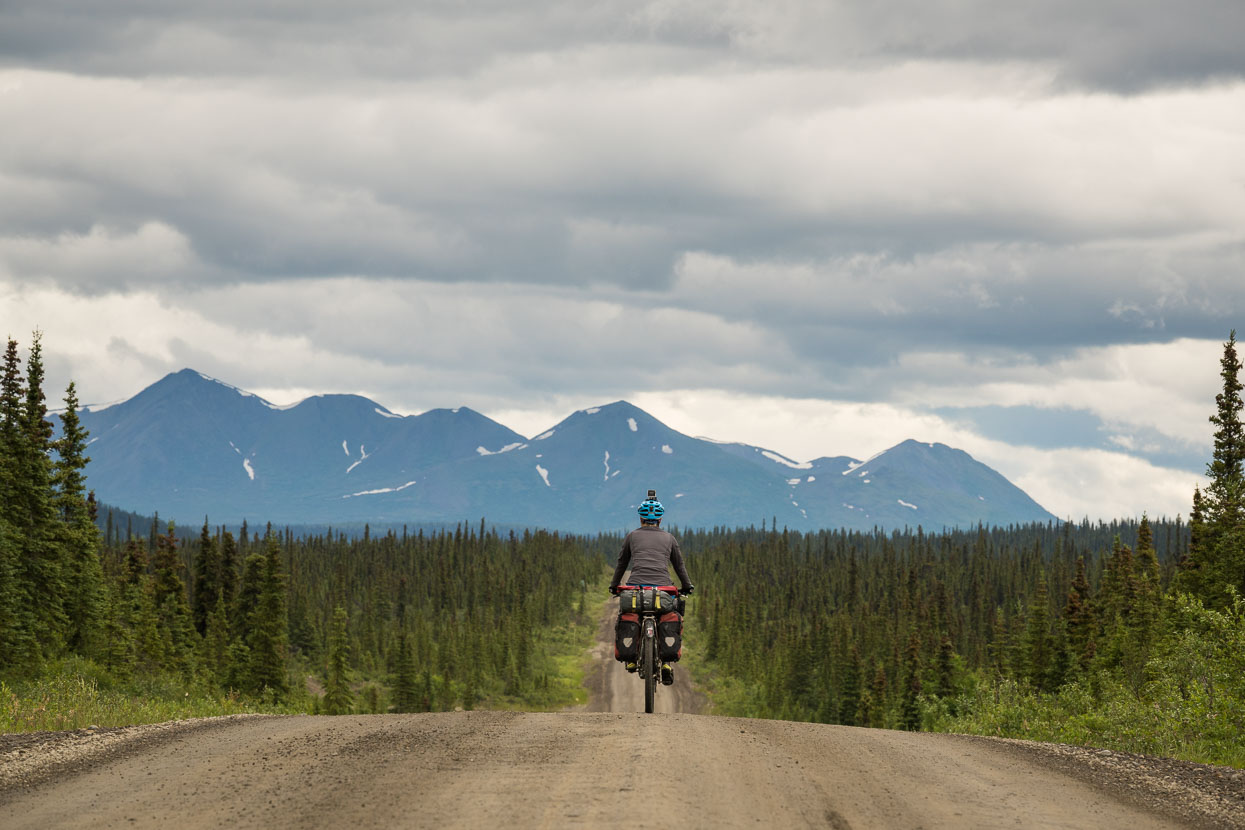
[609,492,694,685]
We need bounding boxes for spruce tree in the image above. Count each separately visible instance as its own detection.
[900,630,922,731]
[202,591,232,686]
[323,605,353,714]
[152,523,196,676]
[391,630,419,713]
[4,334,69,660]
[52,381,106,656]
[0,341,29,669]
[234,552,266,642]
[192,519,219,636]
[869,663,889,729]
[118,540,165,674]
[245,535,289,699]
[838,645,862,726]
[936,635,957,699]
[1023,578,1055,692]
[0,518,21,669]
[1179,331,1245,607]
[1063,556,1095,672]
[218,530,239,614]
[1132,516,1162,641]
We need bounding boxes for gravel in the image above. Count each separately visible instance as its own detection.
[961,735,1245,829]
[0,714,277,798]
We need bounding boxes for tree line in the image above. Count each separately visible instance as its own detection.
[679,332,1244,763]
[1,332,608,713]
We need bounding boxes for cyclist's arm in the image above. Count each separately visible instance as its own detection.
[609,534,633,590]
[670,538,692,590]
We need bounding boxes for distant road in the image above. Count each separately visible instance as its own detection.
[1,605,1238,828]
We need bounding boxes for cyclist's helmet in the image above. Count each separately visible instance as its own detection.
[638,497,665,521]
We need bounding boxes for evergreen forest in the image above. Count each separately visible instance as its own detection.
[1,333,609,728]
[2,330,1243,770]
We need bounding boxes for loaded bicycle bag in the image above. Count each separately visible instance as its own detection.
[615,613,640,662]
[658,611,682,662]
[619,588,679,615]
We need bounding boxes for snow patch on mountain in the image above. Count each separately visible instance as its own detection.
[661,445,673,454]
[627,418,638,432]
[535,430,555,441]
[762,450,812,470]
[345,445,370,474]
[230,441,241,455]
[603,451,611,481]
[242,458,255,480]
[266,399,303,411]
[344,480,416,498]
[787,478,801,486]
[586,407,600,415]
[807,476,815,482]
[341,440,349,456]
[196,371,260,400]
[375,407,403,419]
[535,464,551,487]
[477,443,525,456]
[898,499,918,510]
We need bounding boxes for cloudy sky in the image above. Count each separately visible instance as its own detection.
[2,0,1243,521]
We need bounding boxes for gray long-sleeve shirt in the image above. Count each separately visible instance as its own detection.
[610,525,692,589]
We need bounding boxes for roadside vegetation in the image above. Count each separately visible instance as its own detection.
[685,331,1245,768]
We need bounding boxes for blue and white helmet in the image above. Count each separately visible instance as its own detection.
[638,497,665,521]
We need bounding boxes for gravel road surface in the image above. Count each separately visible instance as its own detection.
[1,601,1241,829]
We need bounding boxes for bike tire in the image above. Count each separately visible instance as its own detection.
[643,634,656,714]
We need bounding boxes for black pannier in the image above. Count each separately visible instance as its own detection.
[615,613,641,662]
[658,612,682,662]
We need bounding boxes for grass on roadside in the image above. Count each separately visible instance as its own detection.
[1,657,301,733]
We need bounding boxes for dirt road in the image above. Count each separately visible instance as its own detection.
[2,602,1242,828]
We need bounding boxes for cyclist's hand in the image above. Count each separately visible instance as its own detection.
[680,584,694,596]
[609,585,621,596]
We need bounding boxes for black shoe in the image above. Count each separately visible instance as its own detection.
[661,663,674,685]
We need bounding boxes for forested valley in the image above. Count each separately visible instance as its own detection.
[1,334,610,728]
[2,330,1244,771]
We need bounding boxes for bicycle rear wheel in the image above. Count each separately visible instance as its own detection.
[643,634,656,714]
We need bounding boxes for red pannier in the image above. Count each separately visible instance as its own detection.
[658,611,682,662]
[615,613,640,662]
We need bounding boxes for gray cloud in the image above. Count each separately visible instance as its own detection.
[1,0,1241,521]
[3,1,1242,92]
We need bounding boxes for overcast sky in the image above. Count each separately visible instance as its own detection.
[3,0,1243,521]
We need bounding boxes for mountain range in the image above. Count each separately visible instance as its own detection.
[55,369,1057,533]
